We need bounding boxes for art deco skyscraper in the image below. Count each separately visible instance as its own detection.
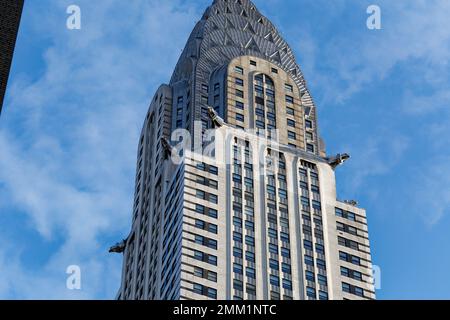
[0,0,24,115]
[116,0,375,300]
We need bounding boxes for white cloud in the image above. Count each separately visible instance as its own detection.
[341,132,410,191]
[0,0,202,299]
[281,1,450,226]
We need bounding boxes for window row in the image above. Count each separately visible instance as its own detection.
[196,189,218,204]
[335,207,357,222]
[342,282,365,297]
[193,283,217,299]
[194,204,218,219]
[194,266,217,282]
[196,162,218,175]
[193,250,217,266]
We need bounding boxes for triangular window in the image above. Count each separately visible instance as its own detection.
[225,18,235,29]
[245,37,260,52]
[270,51,282,63]
[244,22,256,34]
[264,32,274,42]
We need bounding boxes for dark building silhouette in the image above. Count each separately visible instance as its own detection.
[0,0,24,115]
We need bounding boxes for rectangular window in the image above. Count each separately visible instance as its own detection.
[235,78,244,86]
[208,224,218,234]
[233,247,243,258]
[233,232,242,242]
[209,165,218,175]
[236,101,244,110]
[207,255,217,266]
[246,267,256,279]
[195,204,205,214]
[196,190,205,200]
[193,283,203,295]
[304,240,313,251]
[304,255,314,266]
[305,271,315,282]
[305,119,313,129]
[342,283,365,297]
[269,244,278,254]
[286,107,295,116]
[255,84,264,94]
[306,287,316,299]
[282,279,292,290]
[312,200,321,210]
[271,68,278,74]
[288,131,296,140]
[285,83,293,92]
[245,236,255,246]
[307,144,315,153]
[268,228,277,239]
[341,267,362,281]
[250,60,257,66]
[234,279,243,291]
[317,259,326,270]
[202,84,209,93]
[208,208,218,219]
[306,132,314,141]
[339,251,361,266]
[235,66,244,74]
[245,251,255,262]
[256,120,265,129]
[236,113,245,122]
[318,274,328,286]
[233,263,243,275]
[287,119,296,127]
[281,263,291,274]
[194,267,204,278]
[267,185,276,196]
[195,219,205,230]
[236,89,244,98]
[280,232,290,242]
[269,259,279,270]
[207,288,217,299]
[319,291,328,300]
[315,244,325,255]
[270,275,279,287]
[347,212,356,221]
[209,194,218,204]
[286,95,294,104]
[245,220,254,231]
[281,248,290,258]
[301,197,310,207]
[338,237,359,251]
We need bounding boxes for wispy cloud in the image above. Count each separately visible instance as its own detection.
[0,0,203,299]
[278,0,450,226]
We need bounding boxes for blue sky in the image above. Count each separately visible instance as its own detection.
[0,0,449,299]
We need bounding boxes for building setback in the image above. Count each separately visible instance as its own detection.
[116,0,375,300]
[0,0,24,115]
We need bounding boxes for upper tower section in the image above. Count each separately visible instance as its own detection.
[168,0,324,157]
[171,0,307,92]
